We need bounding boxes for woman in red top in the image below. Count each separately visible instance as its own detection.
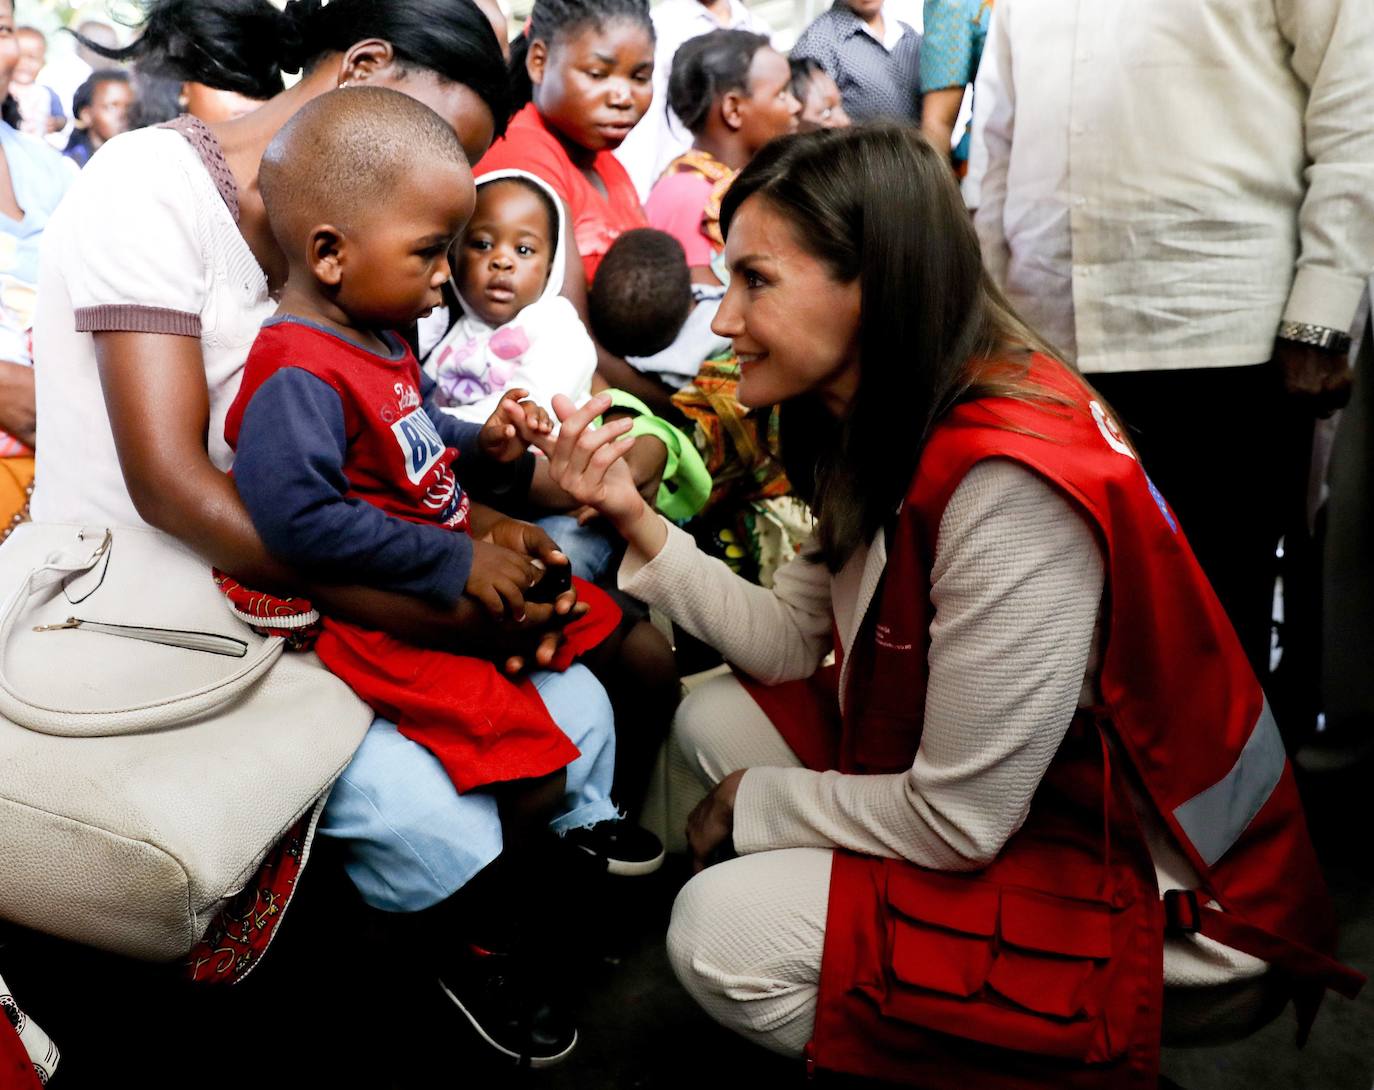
[477,0,654,291]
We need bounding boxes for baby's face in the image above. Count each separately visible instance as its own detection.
[456,180,555,327]
[332,162,475,329]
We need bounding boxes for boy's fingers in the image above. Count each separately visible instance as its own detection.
[477,586,505,617]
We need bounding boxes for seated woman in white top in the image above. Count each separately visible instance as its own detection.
[534,125,1361,1085]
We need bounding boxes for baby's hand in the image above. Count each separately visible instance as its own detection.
[480,389,554,462]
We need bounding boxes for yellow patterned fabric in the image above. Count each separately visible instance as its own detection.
[0,455,35,544]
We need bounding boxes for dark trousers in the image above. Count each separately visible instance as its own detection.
[1090,363,1316,741]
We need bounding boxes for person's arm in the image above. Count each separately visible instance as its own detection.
[728,460,1104,870]
[533,393,835,679]
[919,0,976,158]
[0,362,35,447]
[920,88,965,160]
[234,368,476,603]
[971,0,1014,282]
[1272,0,1374,415]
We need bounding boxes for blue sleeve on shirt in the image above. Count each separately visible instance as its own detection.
[233,367,473,606]
[420,372,536,504]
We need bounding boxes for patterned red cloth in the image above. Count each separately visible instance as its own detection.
[212,570,321,649]
[183,812,313,984]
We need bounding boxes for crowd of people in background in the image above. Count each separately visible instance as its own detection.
[0,0,1370,1084]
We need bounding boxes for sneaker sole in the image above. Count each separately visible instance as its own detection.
[605,845,666,878]
[437,978,579,1068]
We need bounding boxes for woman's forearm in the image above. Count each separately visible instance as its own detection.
[618,518,832,683]
[0,362,37,447]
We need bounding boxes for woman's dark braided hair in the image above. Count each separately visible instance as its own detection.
[73,0,511,134]
[508,0,653,111]
[666,29,769,136]
[1,95,19,130]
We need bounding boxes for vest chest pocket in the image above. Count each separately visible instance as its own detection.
[878,867,1134,1063]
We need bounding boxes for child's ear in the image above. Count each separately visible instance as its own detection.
[721,90,745,132]
[308,225,347,289]
[526,39,548,88]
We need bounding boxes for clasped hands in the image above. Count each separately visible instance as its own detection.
[463,389,642,673]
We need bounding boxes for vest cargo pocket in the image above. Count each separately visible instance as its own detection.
[879,869,1000,1034]
[986,888,1112,1020]
[876,867,1130,1062]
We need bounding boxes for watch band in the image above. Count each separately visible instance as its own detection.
[1277,320,1352,354]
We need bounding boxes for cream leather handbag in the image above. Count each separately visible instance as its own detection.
[0,523,372,960]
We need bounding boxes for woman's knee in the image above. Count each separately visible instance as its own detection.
[666,851,828,1058]
[673,674,796,787]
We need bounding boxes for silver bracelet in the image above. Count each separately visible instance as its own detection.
[1277,320,1352,354]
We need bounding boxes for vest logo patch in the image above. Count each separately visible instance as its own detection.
[391,407,446,485]
[875,624,913,652]
[1090,400,1136,460]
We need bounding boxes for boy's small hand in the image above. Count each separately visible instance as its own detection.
[466,539,540,618]
[480,388,554,462]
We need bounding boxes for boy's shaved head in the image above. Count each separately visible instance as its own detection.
[260,86,471,254]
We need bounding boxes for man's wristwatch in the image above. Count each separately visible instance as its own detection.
[1277,320,1352,355]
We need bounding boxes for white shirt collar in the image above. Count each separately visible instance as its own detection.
[854,5,907,51]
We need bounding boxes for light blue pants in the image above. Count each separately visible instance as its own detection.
[317,663,619,912]
[534,514,617,582]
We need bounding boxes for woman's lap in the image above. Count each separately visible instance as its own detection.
[318,663,619,912]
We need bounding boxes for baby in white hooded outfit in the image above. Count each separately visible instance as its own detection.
[425,170,596,425]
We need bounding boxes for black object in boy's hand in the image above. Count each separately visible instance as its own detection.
[525,558,573,604]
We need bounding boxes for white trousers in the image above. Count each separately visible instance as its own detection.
[665,675,1285,1059]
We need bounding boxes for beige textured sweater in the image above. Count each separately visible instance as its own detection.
[621,459,1263,987]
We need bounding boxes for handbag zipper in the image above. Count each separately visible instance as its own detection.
[33,617,250,658]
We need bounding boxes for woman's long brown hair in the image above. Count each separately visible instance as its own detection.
[720,124,1073,571]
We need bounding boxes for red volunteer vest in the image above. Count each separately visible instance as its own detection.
[748,358,1362,1087]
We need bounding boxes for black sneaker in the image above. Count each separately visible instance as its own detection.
[563,818,665,877]
[437,944,578,1068]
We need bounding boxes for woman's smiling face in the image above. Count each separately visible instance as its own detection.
[529,18,654,153]
[711,194,862,414]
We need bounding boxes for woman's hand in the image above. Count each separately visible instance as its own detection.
[686,769,746,874]
[530,393,652,531]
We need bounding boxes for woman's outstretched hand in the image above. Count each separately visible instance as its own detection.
[686,770,746,874]
[528,393,650,536]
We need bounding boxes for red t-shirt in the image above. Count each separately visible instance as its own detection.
[477,103,647,284]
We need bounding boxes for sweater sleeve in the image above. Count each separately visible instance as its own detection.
[619,517,835,684]
[732,459,1105,870]
[234,368,473,605]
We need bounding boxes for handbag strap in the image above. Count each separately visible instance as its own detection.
[0,529,284,737]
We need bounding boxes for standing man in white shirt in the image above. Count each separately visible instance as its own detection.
[973,0,1374,731]
[614,0,774,201]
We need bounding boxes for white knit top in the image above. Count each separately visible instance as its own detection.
[621,458,1264,987]
[31,122,272,527]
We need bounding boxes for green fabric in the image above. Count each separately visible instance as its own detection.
[602,389,711,521]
